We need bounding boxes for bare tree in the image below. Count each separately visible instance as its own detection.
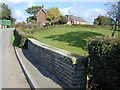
[105,1,120,37]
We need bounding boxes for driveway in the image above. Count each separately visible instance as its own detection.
[0,28,30,88]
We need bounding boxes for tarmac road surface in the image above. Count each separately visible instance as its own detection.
[0,28,30,88]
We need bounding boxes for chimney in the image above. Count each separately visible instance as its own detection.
[42,4,44,9]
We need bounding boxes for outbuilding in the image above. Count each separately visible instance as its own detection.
[65,15,89,25]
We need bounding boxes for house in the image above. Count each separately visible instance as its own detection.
[36,4,49,25]
[36,5,89,26]
[36,5,60,25]
[65,15,88,25]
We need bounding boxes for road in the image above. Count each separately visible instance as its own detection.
[1,28,30,88]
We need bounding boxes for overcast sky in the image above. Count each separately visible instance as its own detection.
[1,0,118,24]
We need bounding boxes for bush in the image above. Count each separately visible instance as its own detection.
[59,16,68,24]
[94,15,108,26]
[87,36,120,89]
[15,22,37,30]
[13,29,33,48]
[51,22,55,25]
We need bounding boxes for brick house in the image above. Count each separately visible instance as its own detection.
[36,4,49,25]
[36,5,60,25]
[36,5,88,25]
[66,15,88,25]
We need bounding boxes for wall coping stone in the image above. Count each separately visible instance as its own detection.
[28,38,87,64]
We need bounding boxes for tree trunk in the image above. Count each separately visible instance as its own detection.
[111,19,118,37]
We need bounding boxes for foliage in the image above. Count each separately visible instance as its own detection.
[93,19,99,25]
[59,16,68,24]
[15,22,37,30]
[26,5,42,16]
[0,3,11,19]
[26,16,36,23]
[46,7,62,24]
[26,5,42,22]
[0,3,16,24]
[94,15,108,26]
[13,29,33,48]
[105,2,120,20]
[87,36,120,89]
[105,2,120,36]
[107,18,115,26]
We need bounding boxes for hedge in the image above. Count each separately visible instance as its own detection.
[87,36,120,89]
[13,29,33,48]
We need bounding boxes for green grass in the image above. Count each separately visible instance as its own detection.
[24,25,118,56]
[11,31,15,44]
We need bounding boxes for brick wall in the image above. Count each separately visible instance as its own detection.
[27,38,87,88]
[37,9,48,23]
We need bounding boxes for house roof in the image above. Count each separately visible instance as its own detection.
[36,8,48,16]
[66,15,86,22]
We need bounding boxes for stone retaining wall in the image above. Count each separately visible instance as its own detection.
[27,38,87,88]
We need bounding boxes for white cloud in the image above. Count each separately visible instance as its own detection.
[2,1,107,23]
[27,1,35,7]
[83,8,107,24]
[4,2,34,22]
[12,10,29,22]
[59,7,72,15]
[59,6,107,24]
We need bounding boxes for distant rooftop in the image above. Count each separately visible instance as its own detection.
[66,15,86,22]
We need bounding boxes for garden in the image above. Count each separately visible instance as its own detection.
[15,25,118,56]
[12,24,120,89]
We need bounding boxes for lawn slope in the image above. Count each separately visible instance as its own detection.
[30,25,117,56]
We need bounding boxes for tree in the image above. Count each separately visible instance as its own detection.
[93,15,108,26]
[118,1,120,28]
[0,3,16,24]
[0,3,12,19]
[10,17,16,25]
[26,5,42,23]
[59,16,68,24]
[26,6,42,16]
[26,16,36,23]
[107,18,115,26]
[46,7,62,25]
[105,1,120,37]
[93,18,99,25]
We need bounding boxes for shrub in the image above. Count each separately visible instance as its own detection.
[94,15,108,26]
[15,22,37,30]
[87,36,120,89]
[13,29,33,48]
[59,16,68,24]
[51,22,55,25]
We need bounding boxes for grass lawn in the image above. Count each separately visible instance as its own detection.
[24,25,118,56]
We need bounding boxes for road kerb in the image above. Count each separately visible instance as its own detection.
[13,47,35,89]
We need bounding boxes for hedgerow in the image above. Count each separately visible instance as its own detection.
[87,36,120,89]
[13,29,33,48]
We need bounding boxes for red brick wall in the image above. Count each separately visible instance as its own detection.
[37,10,48,23]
